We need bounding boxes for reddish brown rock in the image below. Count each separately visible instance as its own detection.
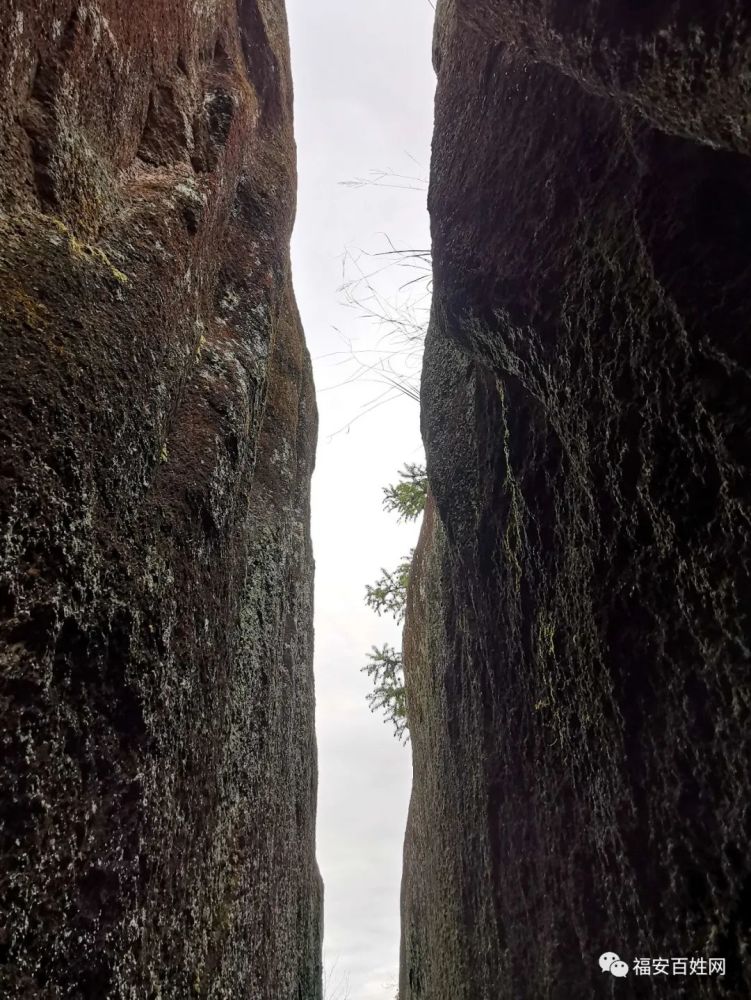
[401,2,751,998]
[0,2,321,997]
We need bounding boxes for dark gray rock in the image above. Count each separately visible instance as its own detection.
[401,1,751,997]
[0,2,322,997]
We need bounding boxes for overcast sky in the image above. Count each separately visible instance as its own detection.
[286,3,436,998]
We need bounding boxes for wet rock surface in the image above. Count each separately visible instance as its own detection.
[0,2,321,997]
[401,2,751,998]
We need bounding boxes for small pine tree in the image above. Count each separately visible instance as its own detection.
[362,645,408,742]
[362,465,428,740]
[365,555,413,624]
[382,463,428,522]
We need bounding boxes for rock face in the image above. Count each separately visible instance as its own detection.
[401,2,751,998]
[0,2,321,997]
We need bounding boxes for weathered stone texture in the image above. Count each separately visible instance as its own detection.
[401,2,751,998]
[0,2,321,997]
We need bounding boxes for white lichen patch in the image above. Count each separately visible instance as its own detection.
[79,3,118,49]
[175,180,205,203]
[6,7,29,89]
[270,441,292,468]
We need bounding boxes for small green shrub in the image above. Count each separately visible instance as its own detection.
[362,465,428,741]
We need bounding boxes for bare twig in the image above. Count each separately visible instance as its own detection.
[319,169,432,435]
[323,957,352,1000]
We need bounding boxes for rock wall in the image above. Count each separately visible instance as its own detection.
[0,2,322,997]
[401,2,751,997]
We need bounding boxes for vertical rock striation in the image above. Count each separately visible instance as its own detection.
[0,1,321,997]
[401,2,751,997]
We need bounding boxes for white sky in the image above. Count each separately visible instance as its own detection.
[286,3,436,998]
